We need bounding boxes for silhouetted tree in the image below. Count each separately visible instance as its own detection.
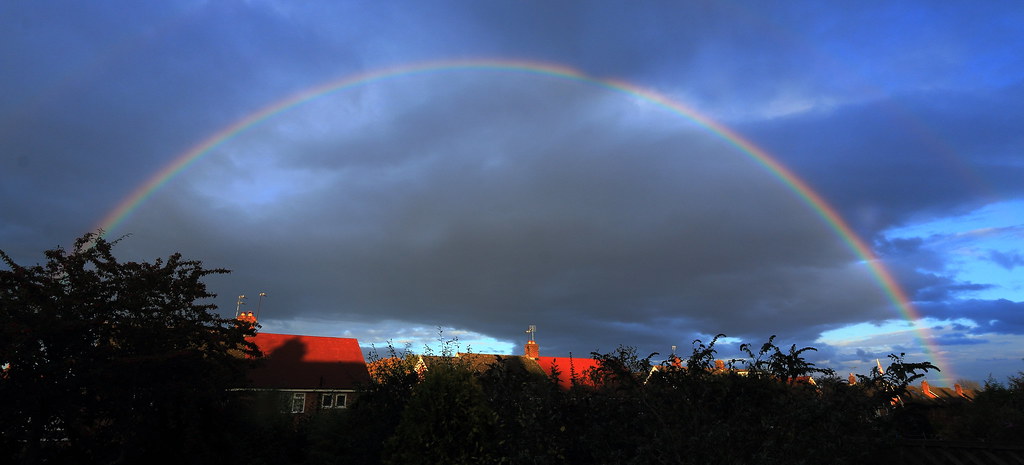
[740,334,835,381]
[382,358,498,465]
[476,355,567,464]
[333,343,420,465]
[938,368,1024,444]
[0,233,259,464]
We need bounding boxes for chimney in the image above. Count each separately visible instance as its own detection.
[524,324,539,359]
[715,359,725,372]
[848,373,857,385]
[524,340,539,359]
[955,383,964,397]
[237,311,257,326]
[921,380,937,398]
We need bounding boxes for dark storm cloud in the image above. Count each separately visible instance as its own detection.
[919,299,1024,336]
[928,333,987,346]
[2,0,1022,377]
[866,236,988,307]
[746,84,1024,239]
[1,1,369,258]
[989,250,1024,270]
[961,300,1024,335]
[451,0,1024,118]
[907,274,992,304]
[950,322,974,332]
[944,283,997,294]
[110,73,904,357]
[851,348,889,363]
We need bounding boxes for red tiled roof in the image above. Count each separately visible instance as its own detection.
[903,384,976,405]
[536,356,602,390]
[248,333,370,390]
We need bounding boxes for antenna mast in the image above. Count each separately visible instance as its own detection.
[525,325,536,342]
[234,295,246,317]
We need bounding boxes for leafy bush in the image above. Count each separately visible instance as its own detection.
[0,233,258,464]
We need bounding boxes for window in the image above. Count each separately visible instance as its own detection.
[335,394,347,408]
[291,393,305,413]
[320,393,334,408]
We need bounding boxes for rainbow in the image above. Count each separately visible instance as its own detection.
[94,58,951,381]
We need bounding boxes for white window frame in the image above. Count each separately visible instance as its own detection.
[291,392,305,413]
[335,393,347,408]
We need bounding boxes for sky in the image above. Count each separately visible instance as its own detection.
[2,0,1022,385]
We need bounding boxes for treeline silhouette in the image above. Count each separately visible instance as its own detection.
[3,234,1022,464]
[232,335,1023,465]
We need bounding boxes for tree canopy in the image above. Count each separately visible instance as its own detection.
[8,233,1008,464]
[0,233,259,463]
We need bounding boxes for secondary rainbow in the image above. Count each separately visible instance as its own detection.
[94,58,952,380]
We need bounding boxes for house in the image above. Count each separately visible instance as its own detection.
[473,334,603,390]
[458,352,550,379]
[522,327,602,389]
[366,331,603,391]
[845,373,977,407]
[902,380,976,404]
[644,357,764,388]
[373,353,552,382]
[237,312,370,414]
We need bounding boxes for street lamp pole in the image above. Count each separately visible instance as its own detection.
[256,292,267,320]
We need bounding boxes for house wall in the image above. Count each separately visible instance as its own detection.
[232,388,358,416]
[282,389,358,413]
[287,389,356,414]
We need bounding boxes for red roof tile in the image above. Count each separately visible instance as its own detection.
[536,356,601,390]
[248,333,369,390]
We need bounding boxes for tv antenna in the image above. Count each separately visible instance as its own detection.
[525,325,536,342]
[234,295,246,317]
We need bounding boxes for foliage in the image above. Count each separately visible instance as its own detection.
[740,334,836,381]
[333,341,421,465]
[333,333,949,465]
[382,357,498,465]
[627,335,875,464]
[856,352,940,410]
[943,368,1024,443]
[685,333,726,373]
[219,391,311,465]
[477,354,567,464]
[0,232,258,464]
[588,344,657,390]
[15,235,1011,464]
[955,378,982,391]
